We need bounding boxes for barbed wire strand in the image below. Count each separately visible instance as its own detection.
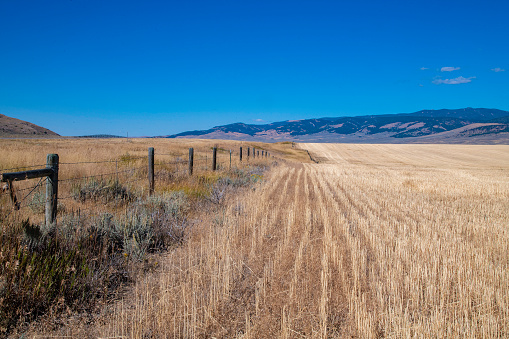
[2,181,44,194]
[155,153,187,157]
[60,156,146,165]
[60,160,115,165]
[19,176,46,205]
[0,177,47,214]
[59,166,145,183]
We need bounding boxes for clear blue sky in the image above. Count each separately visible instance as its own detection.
[1,0,508,136]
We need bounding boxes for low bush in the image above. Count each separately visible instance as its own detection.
[0,217,117,334]
[71,178,134,204]
[0,191,191,335]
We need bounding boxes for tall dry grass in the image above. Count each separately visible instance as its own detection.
[0,138,293,336]
[11,142,509,338]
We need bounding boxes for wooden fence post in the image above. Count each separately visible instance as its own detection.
[257,150,259,157]
[253,147,256,158]
[148,147,154,196]
[262,150,264,157]
[45,154,58,226]
[189,148,194,175]
[229,150,232,169]
[247,147,250,157]
[240,147,243,162]
[212,147,217,171]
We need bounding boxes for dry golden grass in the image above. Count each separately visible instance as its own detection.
[0,138,288,223]
[0,138,288,176]
[9,142,509,338]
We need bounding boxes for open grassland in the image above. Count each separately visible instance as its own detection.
[24,143,508,338]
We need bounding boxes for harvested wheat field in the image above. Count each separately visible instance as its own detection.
[31,143,509,338]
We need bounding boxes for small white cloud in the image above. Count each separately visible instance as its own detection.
[253,118,266,123]
[420,67,429,70]
[432,76,476,85]
[441,66,461,72]
[492,67,505,72]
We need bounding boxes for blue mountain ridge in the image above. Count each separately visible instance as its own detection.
[165,108,509,142]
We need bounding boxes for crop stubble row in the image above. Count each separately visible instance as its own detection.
[39,143,508,338]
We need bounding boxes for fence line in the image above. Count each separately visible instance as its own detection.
[1,145,279,225]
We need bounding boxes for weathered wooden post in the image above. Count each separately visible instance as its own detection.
[247,147,250,157]
[229,150,232,169]
[253,147,256,158]
[240,147,243,162]
[188,148,194,175]
[262,150,264,157]
[257,150,260,157]
[212,147,217,171]
[148,147,154,196]
[45,154,59,226]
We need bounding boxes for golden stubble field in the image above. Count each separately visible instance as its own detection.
[6,141,509,338]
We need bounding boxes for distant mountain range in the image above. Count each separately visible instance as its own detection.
[3,108,509,144]
[0,114,59,137]
[164,108,509,144]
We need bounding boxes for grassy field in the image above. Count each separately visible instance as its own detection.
[0,138,305,222]
[0,138,302,336]
[2,141,509,337]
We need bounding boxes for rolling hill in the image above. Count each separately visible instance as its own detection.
[0,114,59,137]
[165,108,509,144]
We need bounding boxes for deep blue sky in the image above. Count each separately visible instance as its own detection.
[1,0,508,136]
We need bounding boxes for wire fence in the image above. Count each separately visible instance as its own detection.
[1,146,278,223]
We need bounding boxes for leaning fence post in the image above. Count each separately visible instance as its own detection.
[212,147,217,171]
[189,148,194,175]
[148,147,154,196]
[240,147,243,162]
[45,154,59,226]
